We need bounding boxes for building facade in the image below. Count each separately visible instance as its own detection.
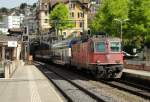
[3,15,24,29]
[22,8,37,35]
[50,0,89,38]
[0,14,24,35]
[36,0,89,39]
[36,0,50,35]
[0,22,8,34]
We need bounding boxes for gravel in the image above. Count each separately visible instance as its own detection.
[45,64,150,102]
[40,66,97,102]
[35,62,150,102]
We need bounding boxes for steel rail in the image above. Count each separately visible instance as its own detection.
[36,61,106,102]
[99,80,150,100]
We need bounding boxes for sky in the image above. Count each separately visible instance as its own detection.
[0,0,37,8]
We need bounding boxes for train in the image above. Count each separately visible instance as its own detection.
[35,34,124,79]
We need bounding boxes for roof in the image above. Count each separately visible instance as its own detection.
[0,35,20,43]
[8,28,23,33]
[50,0,89,10]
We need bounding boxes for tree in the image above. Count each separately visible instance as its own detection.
[32,3,36,8]
[124,0,150,49]
[0,7,9,13]
[49,3,74,38]
[90,0,129,36]
[20,3,27,9]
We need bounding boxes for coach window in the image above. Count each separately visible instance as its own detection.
[110,42,120,52]
[95,42,105,52]
[89,42,94,52]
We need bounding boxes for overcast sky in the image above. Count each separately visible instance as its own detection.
[0,0,37,8]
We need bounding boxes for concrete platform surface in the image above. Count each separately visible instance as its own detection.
[0,65,64,102]
[123,69,150,80]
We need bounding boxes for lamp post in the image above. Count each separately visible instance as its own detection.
[114,18,129,42]
[91,0,96,14]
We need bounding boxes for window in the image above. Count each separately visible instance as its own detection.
[78,12,80,18]
[70,12,74,18]
[110,42,120,52]
[70,3,75,9]
[45,19,48,23]
[45,11,48,16]
[79,22,83,28]
[95,42,105,52]
[81,12,84,17]
[78,12,83,18]
[45,4,48,9]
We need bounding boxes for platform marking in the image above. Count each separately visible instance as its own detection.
[27,67,42,102]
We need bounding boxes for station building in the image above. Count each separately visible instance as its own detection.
[0,35,22,76]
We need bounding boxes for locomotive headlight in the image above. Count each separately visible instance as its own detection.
[96,60,100,65]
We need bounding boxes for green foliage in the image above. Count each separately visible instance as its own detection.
[49,3,74,31]
[20,3,27,9]
[90,0,129,36]
[32,3,36,8]
[90,0,150,51]
[145,35,150,42]
[0,7,8,13]
[124,0,150,49]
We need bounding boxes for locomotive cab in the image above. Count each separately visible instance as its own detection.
[88,37,123,78]
[71,35,124,79]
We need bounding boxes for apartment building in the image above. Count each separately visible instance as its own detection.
[36,0,50,35]
[50,0,89,38]
[0,14,24,35]
[22,8,37,35]
[0,21,8,34]
[3,15,24,29]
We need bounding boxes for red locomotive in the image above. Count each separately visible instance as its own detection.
[71,35,123,78]
[35,34,123,78]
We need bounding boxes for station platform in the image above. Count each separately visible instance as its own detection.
[0,64,64,102]
[123,68,150,80]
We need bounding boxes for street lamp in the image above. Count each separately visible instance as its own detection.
[91,0,96,14]
[114,18,129,42]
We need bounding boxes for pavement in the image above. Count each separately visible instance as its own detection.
[123,68,150,80]
[0,64,64,102]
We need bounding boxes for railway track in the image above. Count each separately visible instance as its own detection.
[34,62,106,102]
[99,79,150,100]
[34,61,150,102]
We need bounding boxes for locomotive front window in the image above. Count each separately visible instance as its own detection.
[110,42,120,52]
[95,42,105,52]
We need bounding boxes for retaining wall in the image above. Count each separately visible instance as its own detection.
[124,60,150,71]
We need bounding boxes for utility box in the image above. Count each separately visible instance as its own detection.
[28,55,33,64]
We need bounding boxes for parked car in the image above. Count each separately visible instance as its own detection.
[122,51,138,59]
